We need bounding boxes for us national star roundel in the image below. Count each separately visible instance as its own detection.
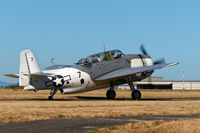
[52,75,65,87]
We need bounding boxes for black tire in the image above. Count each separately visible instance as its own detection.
[106,89,116,99]
[48,96,53,100]
[131,90,141,100]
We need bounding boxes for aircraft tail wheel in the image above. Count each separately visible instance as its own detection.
[131,90,141,100]
[106,89,116,99]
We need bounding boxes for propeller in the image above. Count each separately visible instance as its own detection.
[153,58,166,65]
[139,43,148,55]
[139,44,167,87]
[139,44,166,65]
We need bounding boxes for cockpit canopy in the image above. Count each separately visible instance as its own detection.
[77,49,124,66]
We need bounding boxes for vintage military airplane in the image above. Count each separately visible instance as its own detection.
[5,45,178,100]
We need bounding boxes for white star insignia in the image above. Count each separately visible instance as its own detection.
[54,78,63,86]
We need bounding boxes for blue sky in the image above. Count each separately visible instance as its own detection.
[0,0,200,82]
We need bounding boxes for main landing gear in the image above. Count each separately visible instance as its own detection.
[106,81,141,100]
[106,89,116,99]
[106,84,116,99]
[128,80,141,100]
[48,88,58,100]
[131,90,141,100]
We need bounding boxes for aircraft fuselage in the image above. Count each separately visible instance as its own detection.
[25,54,153,94]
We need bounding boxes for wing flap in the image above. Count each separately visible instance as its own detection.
[95,62,179,80]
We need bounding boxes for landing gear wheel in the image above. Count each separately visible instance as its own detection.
[48,96,53,100]
[131,90,141,100]
[106,89,116,99]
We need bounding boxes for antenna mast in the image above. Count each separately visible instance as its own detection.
[51,58,55,66]
[103,45,106,53]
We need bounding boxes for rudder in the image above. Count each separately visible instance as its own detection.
[19,50,41,86]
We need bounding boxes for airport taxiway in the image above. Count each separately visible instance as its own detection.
[0,114,200,133]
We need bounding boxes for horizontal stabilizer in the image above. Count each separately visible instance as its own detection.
[95,62,179,80]
[4,74,19,78]
[5,72,54,79]
[24,72,55,78]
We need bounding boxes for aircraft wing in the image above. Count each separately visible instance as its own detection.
[95,62,179,81]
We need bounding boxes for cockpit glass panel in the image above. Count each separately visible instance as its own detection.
[99,53,104,61]
[77,58,85,65]
[111,50,124,59]
[77,49,124,65]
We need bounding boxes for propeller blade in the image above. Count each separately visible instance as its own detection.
[153,58,166,65]
[139,43,148,55]
[139,44,166,65]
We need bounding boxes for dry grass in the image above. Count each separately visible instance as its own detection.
[92,119,200,133]
[1,89,200,124]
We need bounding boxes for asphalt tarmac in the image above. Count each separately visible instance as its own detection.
[1,114,200,133]
[1,96,200,133]
[1,96,200,102]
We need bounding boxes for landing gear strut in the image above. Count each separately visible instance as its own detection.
[48,88,58,100]
[128,79,141,100]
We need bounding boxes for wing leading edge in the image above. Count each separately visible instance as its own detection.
[95,62,179,81]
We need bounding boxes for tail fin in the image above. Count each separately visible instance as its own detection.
[19,50,41,86]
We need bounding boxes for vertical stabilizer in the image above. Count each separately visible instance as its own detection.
[19,50,41,86]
